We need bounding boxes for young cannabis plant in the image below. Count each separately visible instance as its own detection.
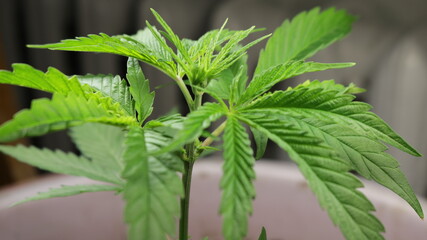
[0,7,423,240]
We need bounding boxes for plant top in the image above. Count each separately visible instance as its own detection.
[0,7,423,240]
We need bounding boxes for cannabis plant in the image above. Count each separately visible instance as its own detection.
[0,7,423,240]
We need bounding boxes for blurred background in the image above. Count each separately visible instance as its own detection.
[0,0,426,195]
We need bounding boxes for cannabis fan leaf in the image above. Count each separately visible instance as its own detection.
[0,6,423,240]
[0,93,135,142]
[0,144,123,185]
[76,73,134,116]
[69,123,126,172]
[122,127,183,240]
[255,7,355,74]
[220,115,256,240]
[243,84,423,217]
[240,112,385,239]
[12,184,121,207]
[239,60,355,104]
[29,32,178,78]
[0,64,88,95]
[126,57,155,123]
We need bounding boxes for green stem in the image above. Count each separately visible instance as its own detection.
[179,119,225,240]
[179,159,194,240]
[179,90,203,240]
[197,120,227,155]
[175,77,194,110]
[192,91,203,111]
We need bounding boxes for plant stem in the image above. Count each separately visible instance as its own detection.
[179,90,203,240]
[179,159,194,240]
[179,119,225,240]
[201,120,227,148]
[194,91,203,109]
[175,77,194,110]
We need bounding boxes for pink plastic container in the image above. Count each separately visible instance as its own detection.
[1,160,426,240]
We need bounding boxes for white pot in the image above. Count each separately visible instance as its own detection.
[0,160,426,240]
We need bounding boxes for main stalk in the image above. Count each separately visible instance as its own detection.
[178,92,203,240]
[179,156,195,240]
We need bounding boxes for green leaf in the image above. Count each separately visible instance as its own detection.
[150,9,191,65]
[229,64,248,105]
[286,113,423,218]
[245,86,423,218]
[206,54,248,102]
[246,83,420,156]
[12,184,120,206]
[220,116,256,240]
[288,79,366,94]
[240,112,384,240]
[29,33,177,77]
[0,64,87,95]
[251,126,268,160]
[152,113,184,129]
[145,21,189,77]
[77,74,134,116]
[155,103,226,155]
[185,28,233,63]
[183,24,267,84]
[0,93,136,142]
[145,129,184,173]
[126,58,154,122]
[0,145,122,184]
[183,27,258,75]
[144,10,267,84]
[258,227,267,240]
[122,127,183,240]
[256,7,355,74]
[131,27,174,65]
[146,113,184,138]
[69,123,126,172]
[0,64,134,118]
[239,61,354,104]
[208,29,270,81]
